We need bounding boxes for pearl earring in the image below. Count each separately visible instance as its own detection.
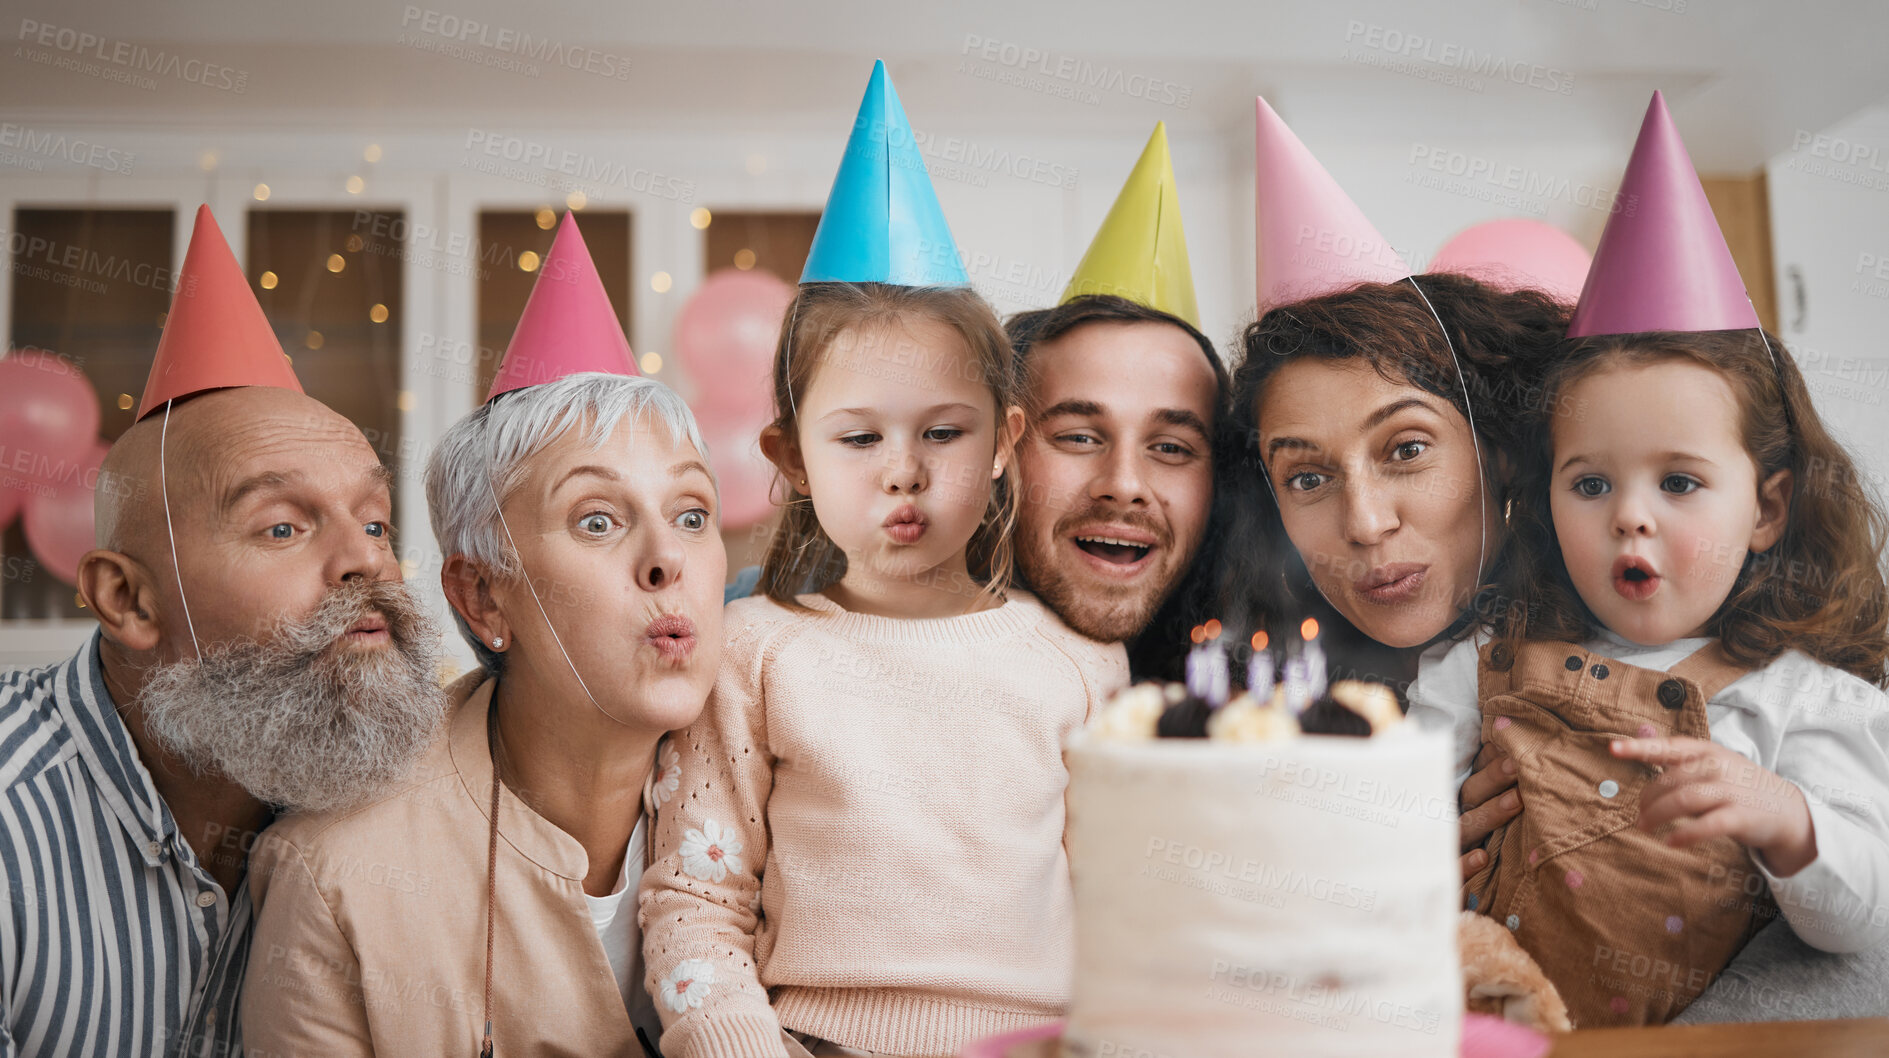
[491,636,504,649]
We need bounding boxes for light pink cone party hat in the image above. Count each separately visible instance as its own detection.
[1567,91,1760,337]
[486,212,637,401]
[1254,97,1410,311]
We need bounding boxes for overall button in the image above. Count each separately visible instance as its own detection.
[1657,679,1686,709]
[1590,664,1610,680]
[1565,655,1583,671]
[1490,644,1513,671]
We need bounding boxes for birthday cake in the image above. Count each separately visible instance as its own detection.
[1060,628,1462,1058]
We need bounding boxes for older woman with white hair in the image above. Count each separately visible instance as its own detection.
[242,369,726,1057]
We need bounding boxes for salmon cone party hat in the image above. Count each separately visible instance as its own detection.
[136,205,303,420]
[1567,91,1761,337]
[1254,97,1410,312]
[800,60,968,287]
[1061,122,1201,328]
[486,212,638,401]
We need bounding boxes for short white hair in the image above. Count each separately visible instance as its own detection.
[424,373,712,670]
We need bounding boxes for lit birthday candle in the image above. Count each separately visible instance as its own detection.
[1247,630,1274,697]
[1201,619,1230,707]
[1282,634,1311,715]
[1301,617,1327,699]
[1185,625,1206,698]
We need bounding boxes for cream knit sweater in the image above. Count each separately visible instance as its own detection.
[639,589,1128,1058]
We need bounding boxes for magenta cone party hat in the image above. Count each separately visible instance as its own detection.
[1567,92,1760,337]
[486,212,637,401]
[1254,97,1409,312]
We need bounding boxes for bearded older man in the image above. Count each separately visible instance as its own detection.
[0,207,444,1058]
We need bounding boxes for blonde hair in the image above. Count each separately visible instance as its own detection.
[759,282,1019,611]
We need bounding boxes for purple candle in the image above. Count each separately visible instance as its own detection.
[1283,654,1311,714]
[1205,639,1232,708]
[1185,625,1205,698]
[1247,630,1274,696]
[1300,618,1328,700]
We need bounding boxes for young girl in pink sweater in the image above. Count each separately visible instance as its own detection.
[640,282,1128,1058]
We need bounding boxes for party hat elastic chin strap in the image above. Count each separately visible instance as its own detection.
[1255,276,1489,616]
[1404,276,1489,587]
[159,399,204,662]
[486,473,632,730]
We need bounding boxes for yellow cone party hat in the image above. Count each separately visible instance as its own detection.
[1060,122,1200,328]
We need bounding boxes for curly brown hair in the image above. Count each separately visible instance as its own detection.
[1213,275,1573,683]
[1492,329,1889,686]
[757,282,1021,611]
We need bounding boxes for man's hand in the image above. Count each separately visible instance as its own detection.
[1612,736,1817,877]
[1459,743,1520,879]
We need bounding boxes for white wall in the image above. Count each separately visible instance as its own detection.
[1767,104,1889,505]
[3,99,1885,667]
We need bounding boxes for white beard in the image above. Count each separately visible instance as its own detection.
[140,579,447,814]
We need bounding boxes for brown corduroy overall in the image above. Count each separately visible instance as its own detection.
[1464,639,1777,1027]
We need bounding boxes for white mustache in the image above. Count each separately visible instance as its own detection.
[139,580,447,814]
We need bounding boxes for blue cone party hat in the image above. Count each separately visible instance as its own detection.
[800,60,968,286]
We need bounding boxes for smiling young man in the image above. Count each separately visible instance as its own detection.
[1004,295,1226,675]
[998,124,1229,677]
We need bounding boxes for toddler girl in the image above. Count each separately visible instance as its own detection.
[640,281,1127,1058]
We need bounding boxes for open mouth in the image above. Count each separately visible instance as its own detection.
[1612,555,1661,601]
[1074,534,1153,565]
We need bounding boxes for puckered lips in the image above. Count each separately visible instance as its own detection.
[1069,523,1157,578]
[645,613,697,663]
[1612,554,1661,602]
[882,503,928,545]
[1353,562,1427,606]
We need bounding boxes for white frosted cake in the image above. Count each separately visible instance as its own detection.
[1060,681,1462,1058]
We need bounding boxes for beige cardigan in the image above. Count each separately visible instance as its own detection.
[242,673,657,1057]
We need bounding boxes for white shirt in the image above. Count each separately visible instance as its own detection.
[586,814,662,1047]
[1408,629,1889,953]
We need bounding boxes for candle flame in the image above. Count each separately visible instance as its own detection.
[1251,630,1269,651]
[1203,618,1223,640]
[1301,617,1320,641]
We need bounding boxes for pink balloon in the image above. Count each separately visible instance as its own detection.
[672,268,793,415]
[0,479,24,530]
[1428,219,1593,304]
[701,423,779,531]
[23,439,109,586]
[0,350,101,485]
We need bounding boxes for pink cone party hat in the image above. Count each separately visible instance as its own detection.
[137,206,303,420]
[1567,91,1760,337]
[486,212,637,401]
[1254,97,1409,311]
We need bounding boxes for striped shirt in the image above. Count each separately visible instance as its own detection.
[0,631,251,1058]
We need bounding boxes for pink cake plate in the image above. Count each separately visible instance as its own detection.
[961,1014,1551,1058]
